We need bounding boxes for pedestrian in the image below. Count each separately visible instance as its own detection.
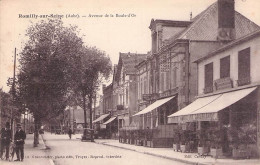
[0,122,12,160]
[68,128,72,140]
[14,124,26,162]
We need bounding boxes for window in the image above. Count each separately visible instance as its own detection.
[220,56,230,78]
[140,78,143,96]
[166,71,170,90]
[160,72,164,92]
[204,62,213,93]
[126,88,128,105]
[172,67,177,88]
[238,47,250,85]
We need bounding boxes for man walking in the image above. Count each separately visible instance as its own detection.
[0,122,12,160]
[68,128,73,139]
[14,124,26,161]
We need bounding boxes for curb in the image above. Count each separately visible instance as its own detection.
[95,141,208,165]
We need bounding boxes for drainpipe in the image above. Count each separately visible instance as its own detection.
[186,40,191,105]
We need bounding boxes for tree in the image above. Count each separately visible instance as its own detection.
[70,46,112,141]
[16,19,84,146]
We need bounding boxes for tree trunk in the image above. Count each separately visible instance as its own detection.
[82,93,87,128]
[33,118,40,147]
[88,94,94,142]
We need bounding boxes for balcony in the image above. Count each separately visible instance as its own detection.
[214,77,233,91]
[204,86,213,94]
[237,77,251,86]
[117,105,124,110]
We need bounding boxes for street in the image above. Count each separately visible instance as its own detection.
[42,133,188,165]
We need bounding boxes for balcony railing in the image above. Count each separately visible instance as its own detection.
[204,86,213,94]
[214,77,233,90]
[237,77,251,86]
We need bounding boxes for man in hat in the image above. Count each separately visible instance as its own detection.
[0,122,12,160]
[14,124,26,161]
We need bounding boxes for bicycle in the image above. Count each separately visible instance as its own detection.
[1,142,16,161]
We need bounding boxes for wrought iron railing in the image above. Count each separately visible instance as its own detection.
[237,77,251,86]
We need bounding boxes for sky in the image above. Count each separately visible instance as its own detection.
[0,0,260,92]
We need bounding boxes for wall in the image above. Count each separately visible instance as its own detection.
[189,41,222,98]
[198,36,260,94]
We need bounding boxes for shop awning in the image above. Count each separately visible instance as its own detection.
[103,117,117,125]
[189,86,257,121]
[93,114,109,123]
[168,86,257,123]
[133,96,175,116]
[168,94,221,123]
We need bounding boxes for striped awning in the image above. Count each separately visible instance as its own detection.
[168,87,257,123]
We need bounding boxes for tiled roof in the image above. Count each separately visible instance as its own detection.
[194,29,260,63]
[165,2,259,44]
[177,2,259,41]
[120,53,148,74]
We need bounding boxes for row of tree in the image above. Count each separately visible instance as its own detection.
[10,19,112,145]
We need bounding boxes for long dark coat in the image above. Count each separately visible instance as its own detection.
[14,129,26,146]
[1,128,12,145]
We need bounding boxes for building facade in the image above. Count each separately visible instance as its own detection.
[168,30,260,158]
[102,53,147,139]
[133,0,259,148]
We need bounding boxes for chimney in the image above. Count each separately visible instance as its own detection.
[217,0,235,41]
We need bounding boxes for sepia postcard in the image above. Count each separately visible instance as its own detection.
[0,0,260,165]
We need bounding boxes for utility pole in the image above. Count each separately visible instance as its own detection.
[11,48,17,140]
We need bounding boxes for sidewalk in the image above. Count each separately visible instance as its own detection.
[94,139,260,165]
[0,134,53,165]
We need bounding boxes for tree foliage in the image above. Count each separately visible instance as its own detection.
[17,19,84,123]
[16,18,112,144]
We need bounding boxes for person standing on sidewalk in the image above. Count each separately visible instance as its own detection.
[14,124,26,161]
[0,122,12,160]
[68,128,73,140]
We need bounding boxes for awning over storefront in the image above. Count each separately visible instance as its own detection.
[189,86,257,121]
[168,87,257,123]
[133,96,175,116]
[93,114,109,123]
[168,94,221,123]
[103,117,117,125]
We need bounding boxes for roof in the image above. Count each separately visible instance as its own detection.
[165,2,259,45]
[149,19,192,30]
[194,29,260,63]
[114,53,148,83]
[120,52,148,74]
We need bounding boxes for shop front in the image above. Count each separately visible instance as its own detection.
[92,113,110,138]
[133,95,178,148]
[168,86,258,158]
[103,116,118,139]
